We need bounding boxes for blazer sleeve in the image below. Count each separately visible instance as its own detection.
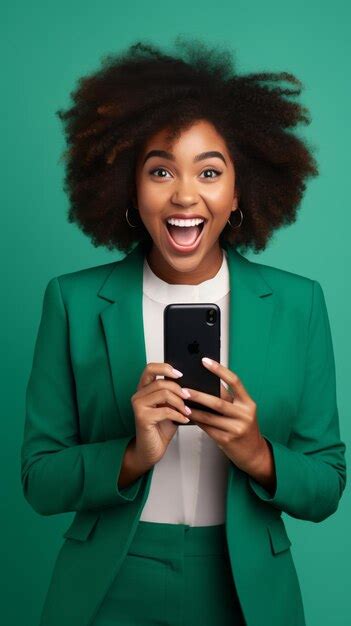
[248,279,347,522]
[21,277,146,516]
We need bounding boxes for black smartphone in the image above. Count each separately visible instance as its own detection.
[164,303,221,425]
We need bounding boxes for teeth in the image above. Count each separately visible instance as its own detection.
[166,218,205,227]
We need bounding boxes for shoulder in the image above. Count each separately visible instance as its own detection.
[245,255,323,319]
[47,259,121,306]
[251,256,317,291]
[57,260,118,287]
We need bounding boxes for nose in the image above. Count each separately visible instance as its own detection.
[171,180,199,206]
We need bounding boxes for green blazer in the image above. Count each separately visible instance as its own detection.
[21,240,347,626]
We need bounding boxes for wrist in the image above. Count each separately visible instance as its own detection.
[247,437,276,495]
[128,438,153,475]
[117,437,151,491]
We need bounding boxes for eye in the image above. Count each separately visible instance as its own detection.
[200,168,222,179]
[148,167,222,179]
[149,167,171,178]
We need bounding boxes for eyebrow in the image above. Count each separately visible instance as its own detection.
[142,149,227,166]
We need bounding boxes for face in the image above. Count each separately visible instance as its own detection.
[134,119,239,284]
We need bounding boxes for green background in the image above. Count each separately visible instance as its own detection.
[2,1,350,624]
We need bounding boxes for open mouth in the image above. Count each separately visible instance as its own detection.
[164,219,207,254]
[165,220,206,246]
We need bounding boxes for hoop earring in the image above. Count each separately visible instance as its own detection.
[125,206,138,228]
[126,205,243,229]
[227,208,243,229]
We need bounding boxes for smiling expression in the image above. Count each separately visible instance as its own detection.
[134,119,239,284]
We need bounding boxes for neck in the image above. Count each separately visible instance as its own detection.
[146,242,224,285]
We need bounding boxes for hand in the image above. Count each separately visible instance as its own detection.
[184,357,276,490]
[131,362,192,470]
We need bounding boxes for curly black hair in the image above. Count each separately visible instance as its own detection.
[56,36,319,256]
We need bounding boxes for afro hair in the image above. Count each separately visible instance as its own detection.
[56,36,319,255]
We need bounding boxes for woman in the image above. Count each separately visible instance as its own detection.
[21,38,347,626]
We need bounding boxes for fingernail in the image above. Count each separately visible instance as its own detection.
[171,368,183,378]
[202,357,213,366]
[184,405,192,415]
[181,388,191,398]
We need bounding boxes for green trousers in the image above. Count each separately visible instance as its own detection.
[92,520,246,625]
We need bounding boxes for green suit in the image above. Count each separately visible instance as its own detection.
[21,240,347,626]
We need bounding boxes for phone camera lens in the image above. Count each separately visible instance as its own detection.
[206,308,216,326]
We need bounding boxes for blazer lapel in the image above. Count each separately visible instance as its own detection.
[225,241,275,416]
[99,242,147,435]
[98,240,275,440]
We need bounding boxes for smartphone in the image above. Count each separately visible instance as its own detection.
[164,303,221,424]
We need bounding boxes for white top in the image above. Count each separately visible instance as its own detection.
[139,249,231,526]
